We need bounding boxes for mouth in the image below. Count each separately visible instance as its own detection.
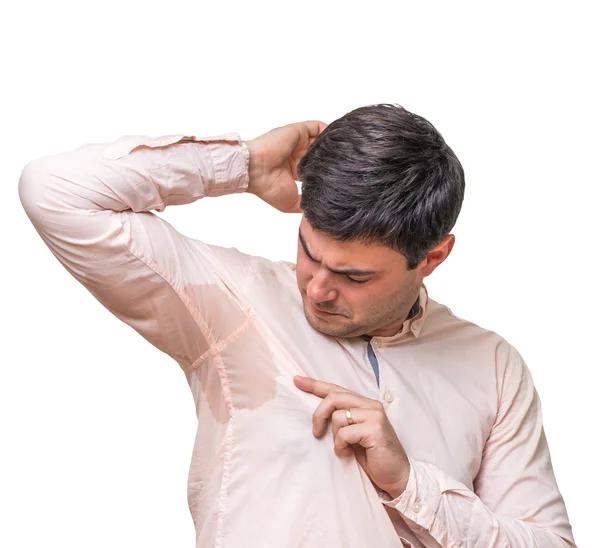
[309,301,343,319]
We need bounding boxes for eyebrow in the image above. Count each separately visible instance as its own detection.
[298,229,379,277]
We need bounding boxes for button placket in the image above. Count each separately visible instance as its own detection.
[363,337,381,388]
[368,339,392,405]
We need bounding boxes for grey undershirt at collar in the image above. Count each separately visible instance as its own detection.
[359,294,420,386]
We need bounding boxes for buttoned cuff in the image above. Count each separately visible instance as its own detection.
[201,133,250,196]
[379,457,442,530]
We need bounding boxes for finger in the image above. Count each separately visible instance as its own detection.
[293,120,328,140]
[330,407,374,439]
[312,392,378,437]
[293,376,351,399]
[334,424,370,457]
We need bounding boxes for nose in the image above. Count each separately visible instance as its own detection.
[306,270,338,304]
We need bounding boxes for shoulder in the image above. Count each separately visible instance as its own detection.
[424,296,507,346]
[425,296,527,376]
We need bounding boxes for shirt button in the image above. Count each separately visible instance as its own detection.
[371,339,380,349]
[412,501,422,513]
[384,390,394,403]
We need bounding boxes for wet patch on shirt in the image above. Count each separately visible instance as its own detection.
[185,282,279,414]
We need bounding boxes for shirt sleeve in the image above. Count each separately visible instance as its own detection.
[18,132,251,371]
[380,344,577,548]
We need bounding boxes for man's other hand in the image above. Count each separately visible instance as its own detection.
[293,375,411,499]
[244,121,328,213]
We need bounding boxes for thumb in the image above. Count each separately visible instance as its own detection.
[268,188,302,214]
[288,194,302,214]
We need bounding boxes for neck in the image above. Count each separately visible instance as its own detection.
[365,294,420,338]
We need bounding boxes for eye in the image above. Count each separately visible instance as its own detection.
[346,276,368,285]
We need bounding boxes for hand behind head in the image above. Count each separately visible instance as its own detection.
[245,120,328,213]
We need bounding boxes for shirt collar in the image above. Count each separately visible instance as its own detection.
[406,283,428,339]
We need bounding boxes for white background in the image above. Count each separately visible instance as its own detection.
[1,1,597,546]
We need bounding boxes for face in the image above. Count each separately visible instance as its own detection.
[295,217,454,338]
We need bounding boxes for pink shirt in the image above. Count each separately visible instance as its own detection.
[18,133,576,547]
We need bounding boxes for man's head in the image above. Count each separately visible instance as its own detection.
[295,104,464,338]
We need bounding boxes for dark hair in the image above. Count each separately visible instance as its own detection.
[298,103,465,270]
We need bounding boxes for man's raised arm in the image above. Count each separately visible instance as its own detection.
[18,133,252,370]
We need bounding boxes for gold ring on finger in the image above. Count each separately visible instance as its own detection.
[345,408,354,425]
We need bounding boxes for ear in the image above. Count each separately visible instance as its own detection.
[419,235,455,278]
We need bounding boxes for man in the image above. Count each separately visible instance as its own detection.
[18,104,576,547]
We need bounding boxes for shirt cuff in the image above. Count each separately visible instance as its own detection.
[203,133,250,197]
[379,457,442,530]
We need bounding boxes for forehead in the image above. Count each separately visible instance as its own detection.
[299,217,407,271]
